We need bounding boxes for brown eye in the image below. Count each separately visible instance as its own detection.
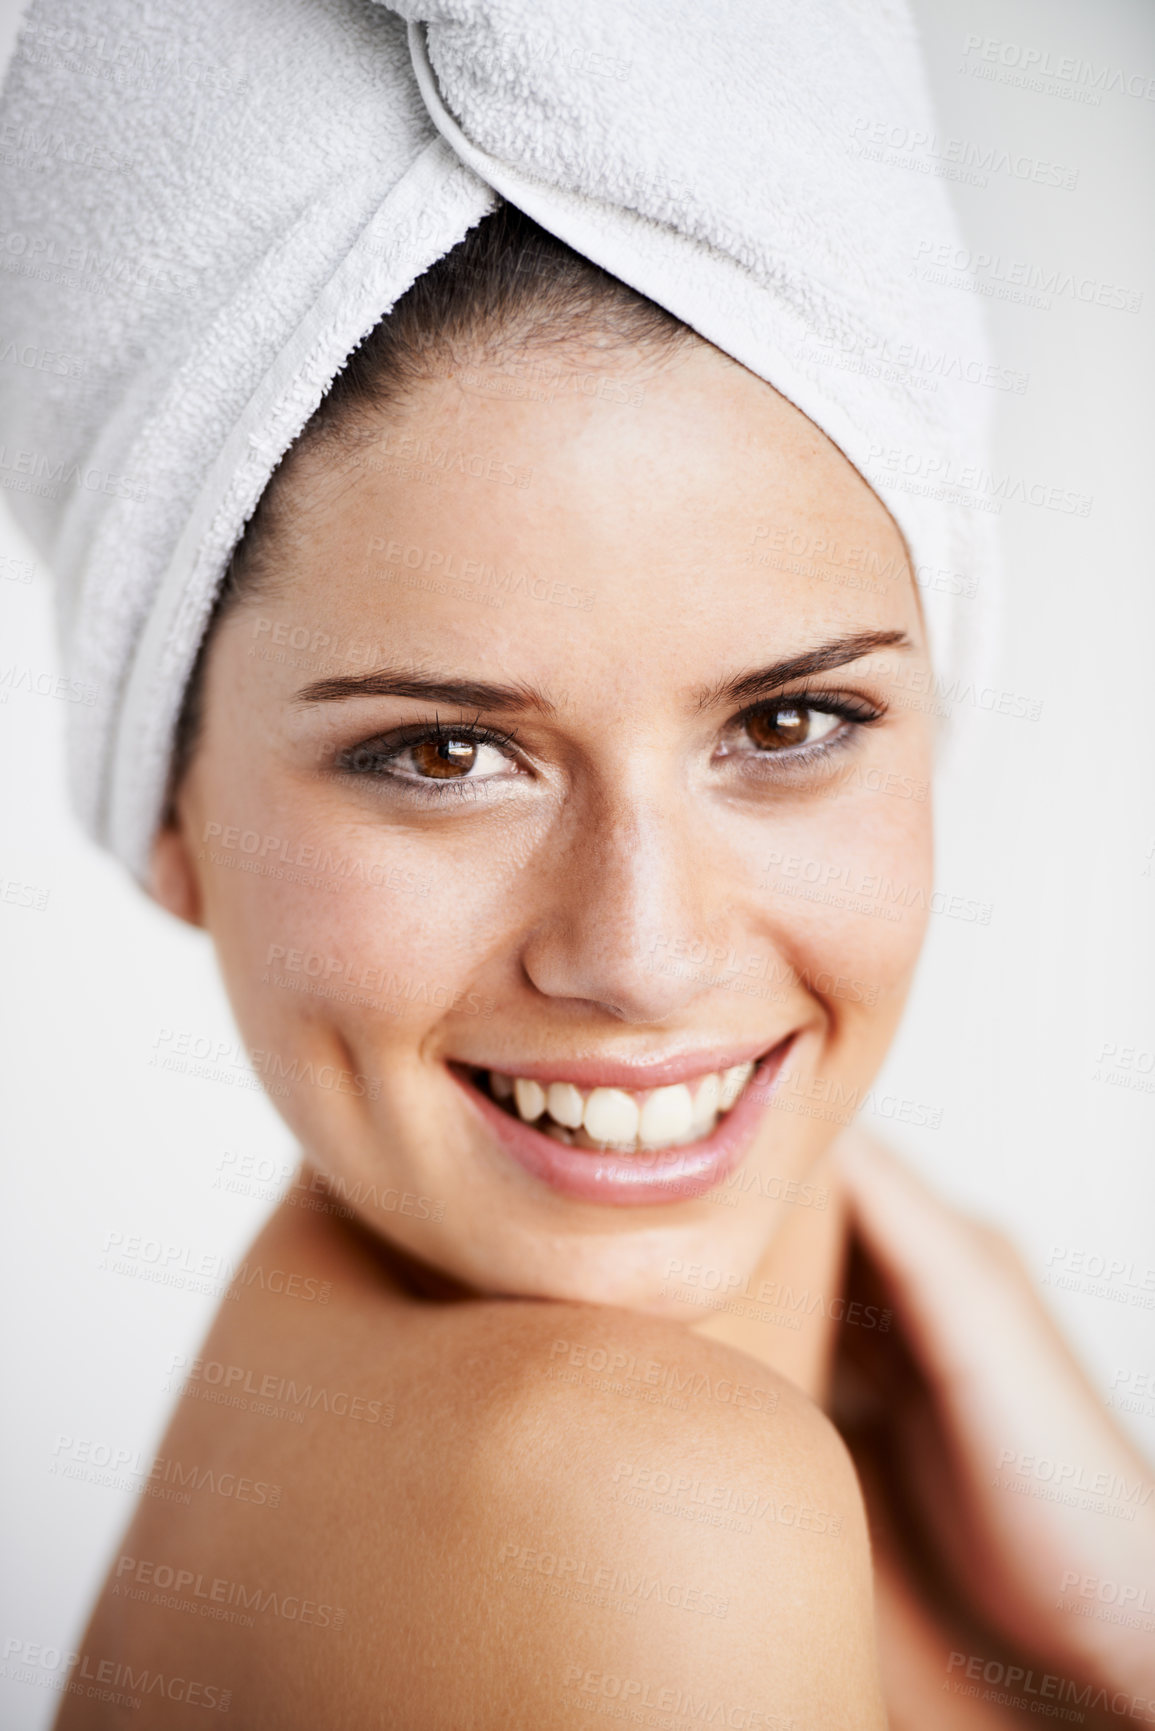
[745,705,817,750]
[340,728,519,789]
[411,737,478,779]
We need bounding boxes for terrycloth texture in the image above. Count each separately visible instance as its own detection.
[0,0,996,880]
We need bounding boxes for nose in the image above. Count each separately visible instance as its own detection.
[519,783,732,1023]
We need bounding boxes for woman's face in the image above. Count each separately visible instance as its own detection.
[159,336,935,1312]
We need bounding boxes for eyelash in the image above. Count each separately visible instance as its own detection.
[730,690,884,769]
[335,693,886,799]
[337,714,523,798]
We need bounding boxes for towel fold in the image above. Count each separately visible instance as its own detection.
[0,0,996,879]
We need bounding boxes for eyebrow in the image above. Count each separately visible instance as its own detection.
[293,668,558,713]
[292,629,911,714]
[691,629,911,711]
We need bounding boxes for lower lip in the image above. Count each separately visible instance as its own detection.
[449,1038,796,1207]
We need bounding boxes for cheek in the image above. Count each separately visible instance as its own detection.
[756,782,934,1016]
[191,786,528,1064]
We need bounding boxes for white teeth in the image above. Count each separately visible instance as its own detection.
[718,1063,754,1112]
[690,1071,721,1137]
[489,1056,761,1151]
[513,1077,547,1122]
[583,1087,640,1147]
[546,1081,585,1129]
[637,1084,693,1149]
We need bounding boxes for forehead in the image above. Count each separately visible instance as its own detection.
[245,342,921,687]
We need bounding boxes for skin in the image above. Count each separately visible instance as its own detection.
[56,336,1155,1728]
[154,337,934,1313]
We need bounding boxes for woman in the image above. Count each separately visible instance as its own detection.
[1,2,1149,1726]
[46,203,1154,1728]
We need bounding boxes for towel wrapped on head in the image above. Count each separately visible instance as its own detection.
[0,0,995,880]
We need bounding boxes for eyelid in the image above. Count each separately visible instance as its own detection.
[334,688,887,795]
[717,688,887,771]
[345,714,524,758]
[335,714,527,787]
[730,688,886,727]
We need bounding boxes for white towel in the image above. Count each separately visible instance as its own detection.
[0,0,996,881]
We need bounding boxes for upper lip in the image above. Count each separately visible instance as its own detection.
[450,1032,797,1093]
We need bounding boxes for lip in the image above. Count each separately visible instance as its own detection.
[448,1034,797,1207]
[447,1040,779,1094]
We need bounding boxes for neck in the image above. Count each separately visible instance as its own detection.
[687,1149,850,1407]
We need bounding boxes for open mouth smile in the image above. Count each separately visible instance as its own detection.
[479,1060,757,1152]
[449,1036,797,1206]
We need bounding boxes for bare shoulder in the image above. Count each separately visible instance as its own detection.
[57,1225,883,1729]
[451,1291,867,1511]
[438,1298,886,1729]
